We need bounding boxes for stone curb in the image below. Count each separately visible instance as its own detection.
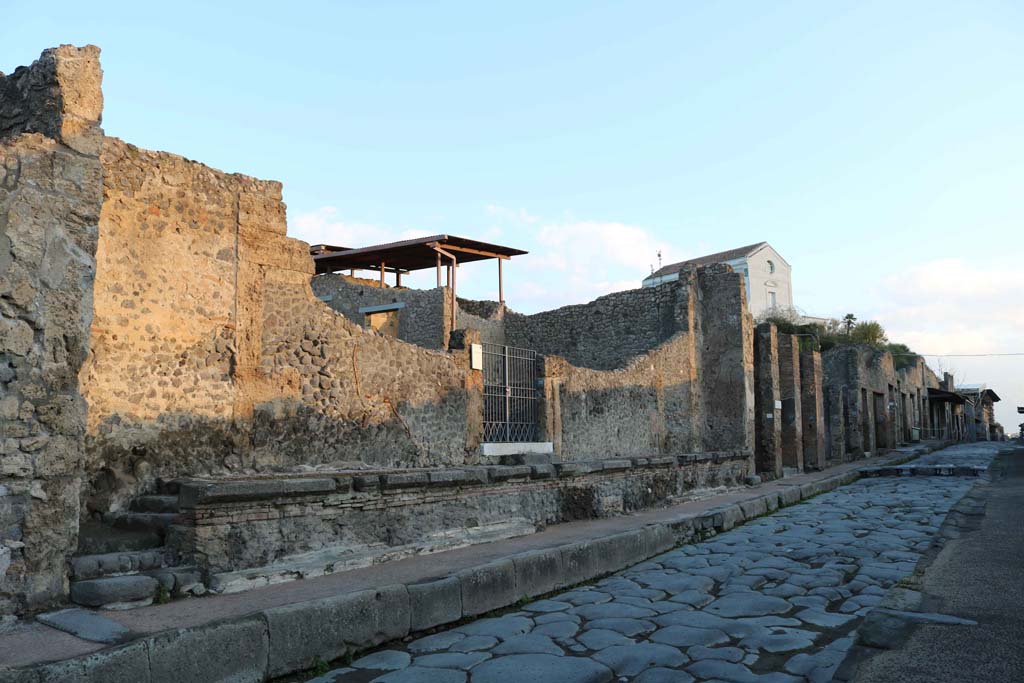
[4,448,934,683]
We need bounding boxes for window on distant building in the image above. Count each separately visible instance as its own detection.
[769,291,777,308]
[767,260,775,273]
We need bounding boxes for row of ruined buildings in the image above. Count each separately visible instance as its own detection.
[0,46,1004,619]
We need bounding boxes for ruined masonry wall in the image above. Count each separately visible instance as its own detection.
[82,138,479,513]
[312,274,451,350]
[505,283,688,371]
[0,46,103,615]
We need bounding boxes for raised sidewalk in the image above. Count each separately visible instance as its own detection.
[0,443,944,682]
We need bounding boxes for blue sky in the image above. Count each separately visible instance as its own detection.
[4,1,1022,427]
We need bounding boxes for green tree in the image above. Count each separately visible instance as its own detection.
[842,313,857,334]
[851,320,888,347]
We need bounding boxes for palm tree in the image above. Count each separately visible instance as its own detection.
[842,313,857,335]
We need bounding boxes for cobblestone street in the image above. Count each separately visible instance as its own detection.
[303,444,1002,683]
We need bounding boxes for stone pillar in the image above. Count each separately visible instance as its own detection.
[799,351,826,470]
[777,333,803,472]
[0,46,104,615]
[697,265,755,457]
[753,323,782,479]
[824,385,846,464]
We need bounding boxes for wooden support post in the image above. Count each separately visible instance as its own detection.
[379,261,385,288]
[396,271,402,287]
[436,252,442,287]
[451,256,457,329]
[498,258,504,304]
[446,265,451,288]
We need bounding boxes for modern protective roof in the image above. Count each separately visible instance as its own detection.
[310,235,528,275]
[928,387,967,404]
[649,241,772,279]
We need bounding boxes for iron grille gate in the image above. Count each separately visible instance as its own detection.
[482,343,539,443]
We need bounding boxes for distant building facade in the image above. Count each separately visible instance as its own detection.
[644,242,792,318]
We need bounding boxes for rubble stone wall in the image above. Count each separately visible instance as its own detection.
[311,273,451,350]
[539,267,755,460]
[0,45,103,615]
[821,345,941,460]
[81,138,481,514]
[754,323,783,478]
[505,284,688,371]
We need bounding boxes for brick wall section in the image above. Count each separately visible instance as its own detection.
[777,333,803,471]
[0,46,103,615]
[754,323,782,478]
[799,350,826,470]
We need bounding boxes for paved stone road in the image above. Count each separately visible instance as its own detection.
[304,447,998,683]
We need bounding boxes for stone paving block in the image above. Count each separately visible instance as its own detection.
[512,548,565,598]
[37,608,130,644]
[458,559,517,617]
[148,615,268,683]
[409,576,461,632]
[471,654,613,683]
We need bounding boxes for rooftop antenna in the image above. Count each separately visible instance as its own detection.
[657,250,662,269]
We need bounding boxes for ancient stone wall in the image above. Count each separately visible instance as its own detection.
[777,333,803,471]
[799,350,826,470]
[311,273,451,350]
[80,138,481,514]
[697,265,756,455]
[821,345,942,460]
[538,268,754,461]
[753,323,783,478]
[177,451,752,591]
[505,283,688,371]
[0,46,103,615]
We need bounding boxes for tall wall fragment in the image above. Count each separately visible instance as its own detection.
[753,323,782,478]
[0,46,103,614]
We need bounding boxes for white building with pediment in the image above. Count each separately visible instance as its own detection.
[643,241,792,318]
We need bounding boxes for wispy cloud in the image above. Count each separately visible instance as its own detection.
[870,258,1024,429]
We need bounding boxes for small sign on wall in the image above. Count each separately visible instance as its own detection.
[775,400,783,410]
[470,343,483,370]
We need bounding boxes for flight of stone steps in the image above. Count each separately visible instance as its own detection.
[69,482,202,610]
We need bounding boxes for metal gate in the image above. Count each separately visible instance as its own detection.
[482,343,539,442]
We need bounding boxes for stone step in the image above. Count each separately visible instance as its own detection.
[157,479,184,495]
[77,521,163,555]
[70,548,175,581]
[103,511,178,537]
[130,495,180,513]
[69,575,159,609]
